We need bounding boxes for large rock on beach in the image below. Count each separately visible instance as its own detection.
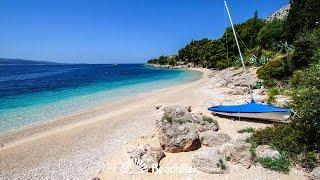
[155,105,201,153]
[127,144,165,172]
[220,141,252,168]
[311,167,320,180]
[192,148,229,174]
[199,130,231,147]
[256,145,280,159]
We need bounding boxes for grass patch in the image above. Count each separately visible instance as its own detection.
[202,116,219,128]
[162,112,173,124]
[216,159,227,170]
[258,154,291,174]
[238,127,255,133]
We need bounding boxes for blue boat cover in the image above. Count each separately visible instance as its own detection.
[208,100,291,113]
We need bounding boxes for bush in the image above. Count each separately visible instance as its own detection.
[267,87,280,104]
[237,127,255,133]
[258,154,291,174]
[202,116,219,129]
[291,29,319,70]
[257,20,286,50]
[216,61,229,70]
[257,57,292,87]
[290,70,304,87]
[257,57,292,80]
[292,63,320,148]
[252,124,306,156]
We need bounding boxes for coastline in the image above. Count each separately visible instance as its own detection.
[0,67,208,179]
[0,66,203,145]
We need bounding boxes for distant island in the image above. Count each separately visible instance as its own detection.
[0,58,59,65]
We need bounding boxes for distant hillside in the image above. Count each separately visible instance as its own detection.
[0,58,59,65]
[266,4,291,21]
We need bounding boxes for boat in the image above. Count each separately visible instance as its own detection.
[207,0,292,122]
[208,100,291,122]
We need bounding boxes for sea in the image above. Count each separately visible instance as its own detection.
[0,64,201,133]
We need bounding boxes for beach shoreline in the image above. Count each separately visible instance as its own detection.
[0,68,208,179]
[0,67,204,147]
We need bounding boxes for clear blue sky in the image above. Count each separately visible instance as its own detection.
[0,0,288,64]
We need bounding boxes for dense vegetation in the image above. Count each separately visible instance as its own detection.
[149,0,320,173]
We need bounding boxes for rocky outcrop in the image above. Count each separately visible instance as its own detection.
[155,105,201,153]
[256,145,280,159]
[311,167,320,180]
[266,4,291,21]
[192,148,229,174]
[199,130,231,147]
[220,141,252,168]
[127,145,165,172]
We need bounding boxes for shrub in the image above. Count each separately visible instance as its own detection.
[291,29,319,70]
[216,61,229,70]
[258,154,291,174]
[257,20,286,50]
[257,57,292,87]
[267,87,280,104]
[237,127,255,133]
[292,63,320,148]
[252,124,306,156]
[257,57,292,81]
[202,116,219,129]
[290,70,304,87]
[162,112,173,124]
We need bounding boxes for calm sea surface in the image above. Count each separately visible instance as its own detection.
[0,64,201,133]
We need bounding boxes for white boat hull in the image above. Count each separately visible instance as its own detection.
[212,111,290,122]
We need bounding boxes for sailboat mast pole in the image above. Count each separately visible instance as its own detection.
[224,0,254,100]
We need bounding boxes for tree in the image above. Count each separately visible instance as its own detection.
[257,20,286,50]
[285,0,320,42]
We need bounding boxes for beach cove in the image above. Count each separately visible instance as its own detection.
[1,67,307,179]
[0,66,204,179]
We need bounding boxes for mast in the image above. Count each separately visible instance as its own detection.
[224,0,254,100]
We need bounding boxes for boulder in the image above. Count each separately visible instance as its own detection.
[220,141,252,168]
[192,148,229,174]
[193,115,219,133]
[256,145,280,159]
[228,86,250,95]
[199,130,231,147]
[127,144,165,172]
[253,89,266,95]
[156,105,201,153]
[311,167,320,180]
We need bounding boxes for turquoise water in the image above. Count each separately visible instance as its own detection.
[0,64,201,133]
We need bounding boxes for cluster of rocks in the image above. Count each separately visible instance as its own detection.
[123,104,282,175]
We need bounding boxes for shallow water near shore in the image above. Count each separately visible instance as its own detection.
[0,64,201,133]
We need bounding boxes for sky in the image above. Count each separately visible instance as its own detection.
[0,0,289,64]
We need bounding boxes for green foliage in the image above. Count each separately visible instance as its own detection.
[217,159,227,170]
[291,63,320,148]
[148,12,264,69]
[258,154,291,174]
[291,28,320,70]
[162,112,173,124]
[237,127,255,133]
[246,136,258,159]
[290,70,304,87]
[202,116,219,129]
[267,87,280,104]
[285,0,320,42]
[257,57,292,87]
[252,124,306,156]
[258,20,286,50]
